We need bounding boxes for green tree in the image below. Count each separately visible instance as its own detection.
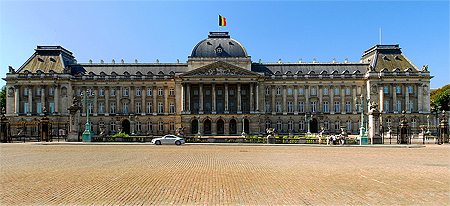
[0,85,6,111]
[430,84,450,112]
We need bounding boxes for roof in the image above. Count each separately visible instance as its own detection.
[252,62,368,75]
[16,46,75,73]
[190,32,248,58]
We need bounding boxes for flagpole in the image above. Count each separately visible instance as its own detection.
[218,14,220,32]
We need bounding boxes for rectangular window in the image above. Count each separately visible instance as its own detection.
[147,88,152,96]
[346,120,352,130]
[298,102,304,113]
[136,122,142,132]
[396,101,401,111]
[334,87,339,95]
[193,103,199,112]
[311,87,316,96]
[170,103,175,113]
[24,103,29,113]
[123,103,129,114]
[136,103,141,113]
[110,122,116,132]
[346,87,351,95]
[217,102,223,112]
[335,121,340,130]
[110,103,116,113]
[36,103,42,113]
[408,100,413,111]
[159,122,164,132]
[276,102,282,112]
[324,121,329,130]
[217,89,223,96]
[158,88,163,96]
[111,89,116,96]
[77,89,81,96]
[265,102,270,112]
[408,85,413,94]
[265,121,271,130]
[384,86,389,94]
[323,102,329,113]
[49,103,54,113]
[50,88,54,95]
[148,122,153,132]
[396,86,401,94]
[299,121,304,131]
[276,88,281,95]
[287,102,293,112]
[298,87,304,95]
[136,89,141,96]
[88,89,93,96]
[37,88,41,96]
[99,103,105,114]
[169,89,174,96]
[346,101,351,112]
[206,89,211,96]
[88,103,93,114]
[311,102,316,112]
[193,88,199,96]
[357,87,362,95]
[384,101,389,112]
[288,121,293,131]
[356,102,360,112]
[276,121,282,131]
[170,122,175,131]
[334,102,340,113]
[323,87,328,95]
[24,88,29,96]
[241,89,246,96]
[158,102,164,113]
[123,88,129,96]
[229,89,234,95]
[265,87,270,95]
[100,89,105,96]
[147,103,153,113]
[287,88,293,95]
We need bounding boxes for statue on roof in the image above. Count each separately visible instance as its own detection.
[8,66,15,74]
[421,64,428,72]
[368,65,375,72]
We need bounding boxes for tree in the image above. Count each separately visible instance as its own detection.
[430,84,450,112]
[0,85,6,111]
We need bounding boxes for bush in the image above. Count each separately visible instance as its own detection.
[294,136,299,138]
[283,136,289,139]
[113,132,129,137]
[253,135,259,138]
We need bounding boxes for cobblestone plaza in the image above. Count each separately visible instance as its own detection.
[1,144,449,205]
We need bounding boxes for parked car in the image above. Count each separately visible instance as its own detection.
[151,135,185,145]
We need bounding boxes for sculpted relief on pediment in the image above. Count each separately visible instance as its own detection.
[189,65,254,77]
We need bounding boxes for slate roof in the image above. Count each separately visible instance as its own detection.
[190,32,248,58]
[252,63,368,75]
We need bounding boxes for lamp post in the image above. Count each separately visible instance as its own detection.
[241,115,246,136]
[129,114,135,135]
[427,115,430,134]
[305,113,312,135]
[355,94,368,145]
[81,90,94,142]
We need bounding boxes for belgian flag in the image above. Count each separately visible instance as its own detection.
[219,15,226,26]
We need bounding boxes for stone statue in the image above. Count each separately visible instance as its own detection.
[8,66,15,74]
[369,101,379,111]
[266,128,275,138]
[176,127,185,136]
[368,65,375,72]
[99,127,105,137]
[421,64,428,72]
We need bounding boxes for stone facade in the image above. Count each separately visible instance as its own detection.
[3,32,433,139]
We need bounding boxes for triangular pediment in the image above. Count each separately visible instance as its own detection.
[181,61,259,77]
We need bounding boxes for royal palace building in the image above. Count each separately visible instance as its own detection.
[3,32,432,140]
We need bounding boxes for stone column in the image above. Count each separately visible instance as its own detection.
[341,85,345,114]
[153,86,157,115]
[14,86,20,114]
[318,85,323,112]
[105,87,109,114]
[130,86,135,113]
[330,86,334,113]
[237,83,242,113]
[282,85,287,113]
[212,83,216,114]
[199,84,204,114]
[224,83,229,113]
[271,86,276,113]
[141,86,146,114]
[393,84,397,112]
[181,83,186,113]
[305,86,310,112]
[418,83,423,112]
[294,86,298,113]
[352,86,357,113]
[54,86,59,114]
[164,86,168,115]
[93,87,98,114]
[116,87,120,114]
[256,83,260,112]
[186,83,191,113]
[379,85,384,112]
[41,86,45,113]
[405,84,410,112]
[250,83,254,112]
[28,86,33,113]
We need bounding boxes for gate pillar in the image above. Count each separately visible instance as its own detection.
[1,108,8,143]
[40,108,51,142]
[438,111,448,145]
[399,111,409,144]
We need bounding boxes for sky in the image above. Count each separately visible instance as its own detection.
[0,1,449,89]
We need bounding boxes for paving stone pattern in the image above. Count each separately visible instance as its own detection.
[1,144,449,205]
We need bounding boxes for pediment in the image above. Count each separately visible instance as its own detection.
[181,61,259,77]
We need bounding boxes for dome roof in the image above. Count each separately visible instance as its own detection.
[190,32,248,58]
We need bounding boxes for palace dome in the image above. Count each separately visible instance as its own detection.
[190,32,248,58]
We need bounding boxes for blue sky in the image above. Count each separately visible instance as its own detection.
[1,1,448,88]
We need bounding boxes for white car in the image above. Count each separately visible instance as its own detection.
[151,135,185,145]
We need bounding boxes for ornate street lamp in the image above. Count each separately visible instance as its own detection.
[427,115,430,134]
[305,113,312,135]
[129,114,135,135]
[81,90,94,142]
[354,94,368,145]
[197,115,201,136]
